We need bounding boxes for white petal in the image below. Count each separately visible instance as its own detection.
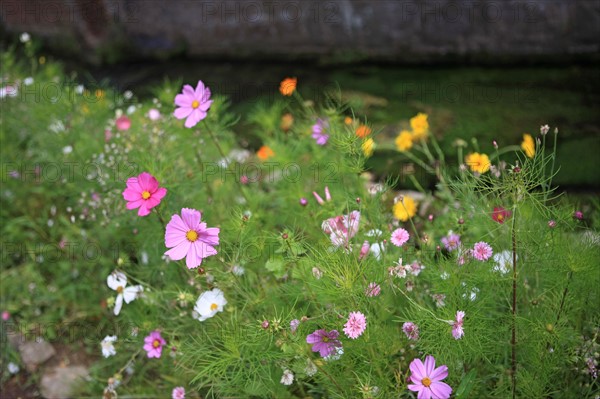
[107,271,127,291]
[113,294,124,316]
[123,285,143,303]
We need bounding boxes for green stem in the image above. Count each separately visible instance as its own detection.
[510,205,518,399]
[489,145,522,161]
[401,150,436,174]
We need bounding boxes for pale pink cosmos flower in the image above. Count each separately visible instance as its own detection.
[174,80,213,128]
[306,329,342,358]
[2,311,10,321]
[441,233,461,251]
[408,260,423,276]
[343,311,367,339]
[122,172,167,216]
[402,322,419,341]
[311,118,330,145]
[365,282,381,297]
[388,258,407,278]
[321,210,360,248]
[115,115,131,131]
[148,108,161,121]
[408,355,452,399]
[172,386,185,399]
[452,310,465,340]
[143,330,166,358]
[164,208,220,269]
[359,241,370,260]
[472,242,493,261]
[390,228,410,247]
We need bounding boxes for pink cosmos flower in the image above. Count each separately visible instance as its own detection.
[452,310,465,340]
[391,228,410,247]
[104,129,112,142]
[402,322,419,341]
[388,258,407,278]
[174,80,213,128]
[574,210,584,220]
[472,242,493,261]
[492,206,511,224]
[1,311,10,321]
[441,233,461,251]
[290,319,300,333]
[306,329,342,358]
[115,115,131,131]
[148,108,161,121]
[408,260,423,276]
[365,282,381,297]
[343,311,367,339]
[311,118,329,145]
[164,208,220,269]
[122,172,168,217]
[359,241,371,260]
[321,210,360,248]
[143,330,166,358]
[172,387,185,399]
[408,355,452,399]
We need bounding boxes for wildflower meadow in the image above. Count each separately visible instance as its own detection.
[1,35,599,399]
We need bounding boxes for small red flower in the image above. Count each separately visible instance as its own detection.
[492,206,511,224]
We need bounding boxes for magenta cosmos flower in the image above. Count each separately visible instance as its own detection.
[343,311,367,339]
[174,80,213,128]
[143,330,166,358]
[115,115,131,131]
[391,228,410,247]
[408,355,452,399]
[441,233,460,251]
[171,387,185,399]
[472,241,493,261]
[311,118,329,145]
[122,172,167,216]
[402,322,419,341]
[306,329,342,358]
[164,208,220,269]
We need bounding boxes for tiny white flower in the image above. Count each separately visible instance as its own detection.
[194,288,227,322]
[440,272,450,280]
[123,90,133,100]
[140,251,148,265]
[369,242,385,260]
[305,360,318,376]
[75,85,84,94]
[62,145,73,154]
[126,105,136,114]
[23,77,34,86]
[492,250,515,274]
[7,362,19,374]
[324,345,344,361]
[20,32,31,43]
[101,335,117,358]
[232,265,245,276]
[106,271,143,316]
[280,369,294,385]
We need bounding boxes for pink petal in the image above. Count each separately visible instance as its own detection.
[166,214,188,235]
[181,208,201,229]
[424,355,436,376]
[164,241,191,261]
[184,109,203,128]
[175,93,192,107]
[182,85,195,97]
[430,365,448,382]
[199,99,213,112]
[429,382,452,399]
[407,384,423,393]
[126,199,144,210]
[203,87,212,102]
[165,229,187,248]
[126,177,141,192]
[123,188,141,201]
[194,80,206,97]
[145,196,162,209]
[137,203,152,216]
[195,242,217,258]
[418,388,432,399]
[174,106,193,120]
[153,187,167,200]
[200,227,220,246]
[137,172,151,191]
[410,359,426,380]
[185,242,200,269]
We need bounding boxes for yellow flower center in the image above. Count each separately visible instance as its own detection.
[116,286,124,294]
[152,339,160,348]
[186,230,198,242]
[210,303,218,311]
[421,377,432,387]
[497,214,504,222]
[141,191,151,199]
[191,100,200,109]
[322,336,329,342]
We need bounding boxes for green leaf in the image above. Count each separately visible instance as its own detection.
[455,369,477,398]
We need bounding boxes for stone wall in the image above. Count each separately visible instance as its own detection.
[1,0,599,63]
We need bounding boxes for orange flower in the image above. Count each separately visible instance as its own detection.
[355,124,372,138]
[279,78,297,96]
[257,145,275,161]
[344,116,353,125]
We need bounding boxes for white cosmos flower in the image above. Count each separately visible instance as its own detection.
[193,288,227,322]
[7,362,19,374]
[493,250,516,274]
[101,335,117,358]
[280,369,294,385]
[106,271,143,316]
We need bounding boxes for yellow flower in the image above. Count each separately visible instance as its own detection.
[362,138,375,157]
[279,78,297,96]
[465,152,491,174]
[393,195,418,222]
[257,145,275,161]
[395,130,413,152]
[355,124,372,138]
[410,113,429,141]
[521,133,535,158]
